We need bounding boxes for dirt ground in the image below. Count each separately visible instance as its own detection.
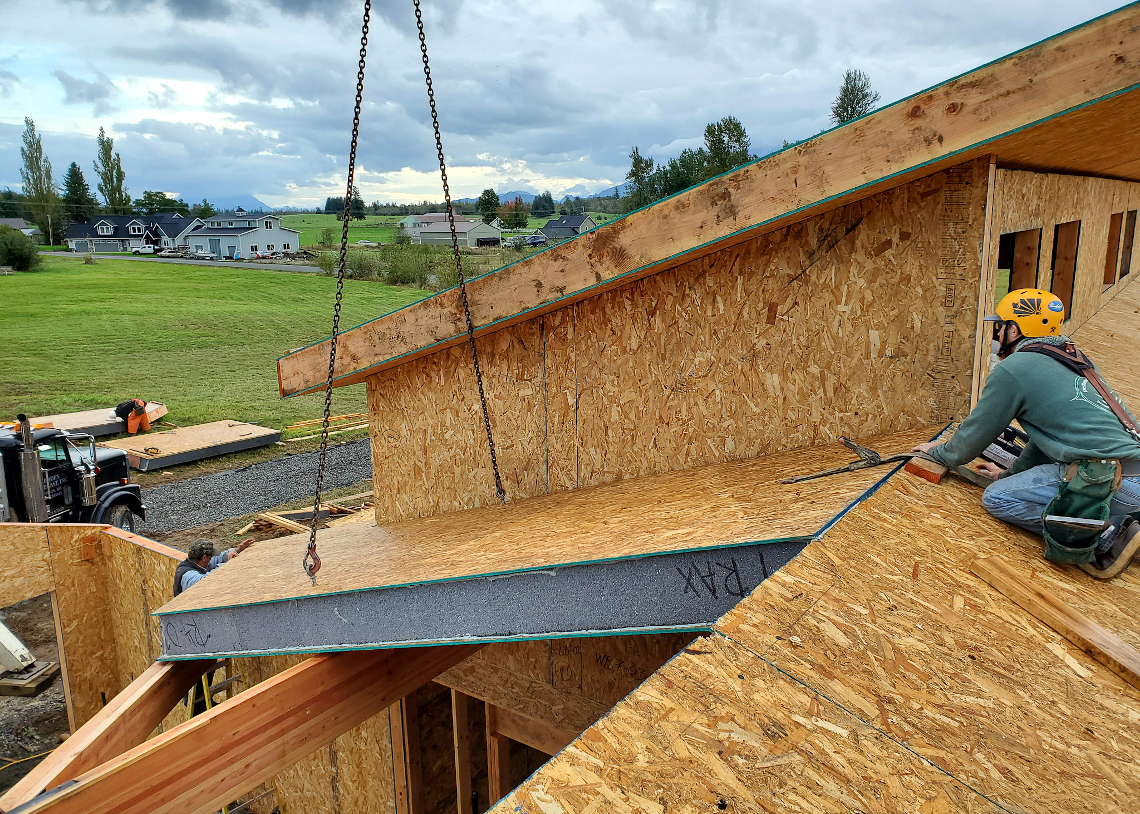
[0,594,68,796]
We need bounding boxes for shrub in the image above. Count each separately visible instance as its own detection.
[83,253,96,265]
[316,251,337,276]
[319,226,336,248]
[0,225,41,271]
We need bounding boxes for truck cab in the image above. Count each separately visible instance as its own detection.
[0,427,146,531]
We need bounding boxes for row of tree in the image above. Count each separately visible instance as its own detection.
[623,71,881,211]
[10,117,219,244]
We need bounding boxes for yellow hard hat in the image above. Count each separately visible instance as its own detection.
[984,288,1065,337]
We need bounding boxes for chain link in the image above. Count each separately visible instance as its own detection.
[303,0,372,584]
[415,0,506,505]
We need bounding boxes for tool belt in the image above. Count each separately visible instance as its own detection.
[1017,341,1140,563]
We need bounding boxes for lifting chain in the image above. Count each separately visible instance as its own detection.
[303,0,372,585]
[414,0,507,505]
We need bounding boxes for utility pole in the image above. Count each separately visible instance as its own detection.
[47,212,53,247]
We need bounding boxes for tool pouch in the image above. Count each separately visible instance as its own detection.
[1041,460,1120,564]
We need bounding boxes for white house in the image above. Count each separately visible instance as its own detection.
[0,218,41,240]
[410,220,502,248]
[185,209,301,259]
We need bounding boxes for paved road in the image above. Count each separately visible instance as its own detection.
[140,439,372,534]
[40,252,320,274]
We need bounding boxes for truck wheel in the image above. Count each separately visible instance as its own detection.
[106,503,136,533]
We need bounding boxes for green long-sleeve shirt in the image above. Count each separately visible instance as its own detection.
[928,337,1140,476]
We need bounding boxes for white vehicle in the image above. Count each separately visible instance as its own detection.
[191,250,215,260]
[157,249,182,258]
[355,239,378,246]
[131,245,159,255]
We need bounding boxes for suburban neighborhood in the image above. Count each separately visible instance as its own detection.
[3,5,1140,814]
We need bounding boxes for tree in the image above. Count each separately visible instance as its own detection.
[830,69,880,125]
[349,186,366,221]
[476,188,500,225]
[319,226,336,248]
[393,224,411,245]
[62,162,98,224]
[704,116,752,177]
[0,224,41,271]
[0,188,30,219]
[94,127,130,214]
[20,117,62,243]
[531,191,555,218]
[190,199,216,219]
[134,190,190,216]
[502,196,529,229]
[625,146,656,210]
[324,196,345,214]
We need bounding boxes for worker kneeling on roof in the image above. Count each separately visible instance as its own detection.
[173,538,253,596]
[913,288,1140,579]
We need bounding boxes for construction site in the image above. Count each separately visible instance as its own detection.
[2,6,1140,813]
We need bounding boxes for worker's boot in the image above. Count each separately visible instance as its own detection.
[1080,518,1140,579]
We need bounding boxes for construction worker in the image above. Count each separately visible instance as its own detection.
[172,538,253,597]
[913,288,1140,578]
[112,399,151,434]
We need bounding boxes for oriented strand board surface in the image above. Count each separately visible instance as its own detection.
[499,475,1140,814]
[0,524,52,608]
[99,420,280,466]
[280,6,1140,396]
[1072,272,1140,406]
[159,426,938,615]
[367,162,985,523]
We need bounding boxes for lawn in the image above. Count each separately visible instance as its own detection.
[0,255,431,430]
[280,213,403,247]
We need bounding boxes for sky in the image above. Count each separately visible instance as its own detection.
[0,0,1126,209]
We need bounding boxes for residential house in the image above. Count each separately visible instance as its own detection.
[65,213,202,252]
[397,213,474,229]
[538,213,597,242]
[185,208,301,258]
[0,218,42,240]
[410,220,501,247]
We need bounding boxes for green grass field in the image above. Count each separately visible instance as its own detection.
[0,255,430,429]
[281,211,619,245]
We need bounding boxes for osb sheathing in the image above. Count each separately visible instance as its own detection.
[367,159,988,523]
[497,475,1140,814]
[0,523,53,608]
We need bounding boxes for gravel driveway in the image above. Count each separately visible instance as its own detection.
[140,439,372,534]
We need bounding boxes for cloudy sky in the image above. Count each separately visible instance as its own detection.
[0,0,1124,208]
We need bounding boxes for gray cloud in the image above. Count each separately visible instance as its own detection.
[0,70,17,98]
[53,69,117,115]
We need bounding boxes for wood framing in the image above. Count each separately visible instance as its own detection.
[0,659,213,810]
[450,691,473,814]
[484,703,511,807]
[12,645,477,814]
[971,555,1140,690]
[279,6,1140,397]
[488,706,576,756]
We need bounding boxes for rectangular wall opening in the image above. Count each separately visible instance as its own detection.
[995,227,1041,301]
[1049,220,1081,319]
[1121,210,1137,281]
[1104,212,1124,289]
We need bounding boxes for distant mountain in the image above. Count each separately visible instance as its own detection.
[210,194,271,212]
[456,190,536,204]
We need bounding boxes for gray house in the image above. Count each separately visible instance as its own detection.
[186,209,301,259]
[398,213,474,229]
[539,214,597,242]
[0,218,41,240]
[65,213,202,252]
[411,220,501,247]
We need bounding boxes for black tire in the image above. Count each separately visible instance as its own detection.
[106,503,136,533]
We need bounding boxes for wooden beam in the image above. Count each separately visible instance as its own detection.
[904,456,949,484]
[451,690,472,814]
[257,512,309,534]
[484,703,510,807]
[390,701,410,814]
[0,659,213,810]
[489,706,576,757]
[7,645,478,814]
[434,656,608,735]
[970,556,1140,690]
[276,7,1140,397]
[970,155,999,408]
[49,591,75,734]
[401,693,424,814]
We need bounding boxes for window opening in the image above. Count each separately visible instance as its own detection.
[994,227,1040,302]
[1104,212,1124,289]
[1049,220,1081,319]
[1121,210,1137,280]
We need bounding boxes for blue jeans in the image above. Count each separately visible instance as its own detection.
[982,463,1140,536]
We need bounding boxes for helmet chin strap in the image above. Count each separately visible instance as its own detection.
[996,322,1022,359]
